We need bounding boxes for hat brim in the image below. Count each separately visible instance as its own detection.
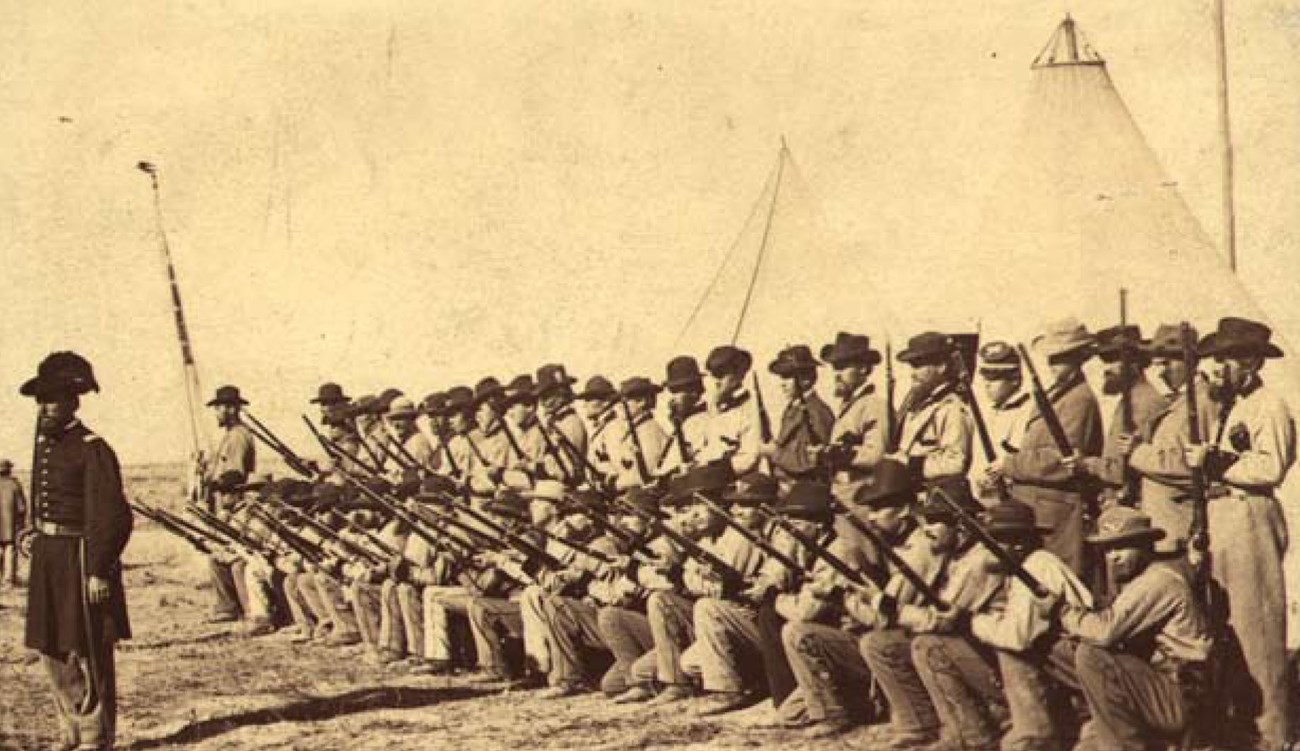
[207,397,250,407]
[663,376,704,392]
[1087,527,1165,547]
[769,360,819,377]
[1198,332,1283,359]
[621,386,662,400]
[897,349,950,366]
[820,346,881,368]
[21,376,96,399]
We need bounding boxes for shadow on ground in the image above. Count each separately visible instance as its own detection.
[121,685,489,749]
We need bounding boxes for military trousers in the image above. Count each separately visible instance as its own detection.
[682,597,764,694]
[281,571,317,630]
[597,604,653,695]
[779,620,873,723]
[1208,493,1290,751]
[41,642,117,751]
[862,628,940,739]
[1074,644,1188,751]
[241,555,276,626]
[911,633,1006,748]
[421,585,470,663]
[625,590,695,688]
[520,585,553,675]
[207,556,242,619]
[467,595,523,676]
[542,595,608,688]
[348,579,386,651]
[997,637,1080,751]
[1,541,18,584]
[314,574,359,638]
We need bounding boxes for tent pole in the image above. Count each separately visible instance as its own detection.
[1213,0,1237,272]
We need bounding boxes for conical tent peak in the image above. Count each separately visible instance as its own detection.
[1032,15,1104,69]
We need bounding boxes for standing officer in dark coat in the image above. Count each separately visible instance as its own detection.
[21,351,132,751]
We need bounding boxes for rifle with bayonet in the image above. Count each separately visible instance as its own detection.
[611,496,747,585]
[447,498,565,571]
[1015,344,1076,462]
[1117,289,1138,504]
[831,502,946,607]
[618,398,654,486]
[950,350,1013,504]
[885,340,898,453]
[244,504,331,565]
[303,415,384,477]
[133,501,220,553]
[926,486,1049,598]
[753,503,873,594]
[1182,323,1210,586]
[534,417,577,484]
[692,493,804,573]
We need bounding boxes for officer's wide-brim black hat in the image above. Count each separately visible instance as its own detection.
[20,351,100,399]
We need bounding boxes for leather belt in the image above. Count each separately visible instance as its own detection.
[36,521,84,537]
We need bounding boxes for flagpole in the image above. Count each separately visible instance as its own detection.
[137,162,206,463]
[1213,0,1237,272]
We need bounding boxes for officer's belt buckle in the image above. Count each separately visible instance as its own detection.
[35,521,84,537]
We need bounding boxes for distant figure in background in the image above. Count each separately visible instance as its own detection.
[0,457,27,586]
[20,351,133,751]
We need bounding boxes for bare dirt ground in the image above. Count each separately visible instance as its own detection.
[1,523,897,751]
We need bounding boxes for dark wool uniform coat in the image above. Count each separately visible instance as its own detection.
[25,420,133,655]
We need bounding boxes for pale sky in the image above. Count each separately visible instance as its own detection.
[2,1,1298,464]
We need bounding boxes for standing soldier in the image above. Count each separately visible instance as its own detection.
[1126,324,1216,550]
[1185,317,1294,751]
[309,382,351,423]
[971,341,1031,505]
[891,332,974,485]
[613,378,669,490]
[1078,326,1165,508]
[536,364,588,484]
[697,345,762,476]
[657,356,710,477]
[467,378,513,499]
[577,376,620,487]
[205,385,256,511]
[21,352,133,751]
[0,458,27,586]
[204,385,256,623]
[386,397,436,477]
[988,318,1103,575]
[761,345,834,485]
[817,332,887,503]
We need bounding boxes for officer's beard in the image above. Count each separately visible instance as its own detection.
[38,414,74,437]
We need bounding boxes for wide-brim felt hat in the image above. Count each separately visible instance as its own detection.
[723,472,779,505]
[681,460,737,498]
[205,384,249,407]
[664,355,705,391]
[820,332,881,368]
[443,386,476,412]
[1094,325,1147,362]
[1087,506,1166,547]
[375,388,405,414]
[620,376,662,399]
[1198,317,1283,359]
[420,391,449,416]
[780,481,834,519]
[386,396,418,420]
[919,476,983,521]
[852,459,916,507]
[1033,318,1097,361]
[769,345,821,377]
[577,375,616,401]
[473,377,506,406]
[705,345,753,377]
[536,364,578,396]
[1142,324,1196,359]
[897,332,955,365]
[310,382,350,405]
[20,351,101,399]
[983,500,1053,538]
[502,375,537,406]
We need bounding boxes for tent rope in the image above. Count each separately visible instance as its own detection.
[731,142,787,346]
